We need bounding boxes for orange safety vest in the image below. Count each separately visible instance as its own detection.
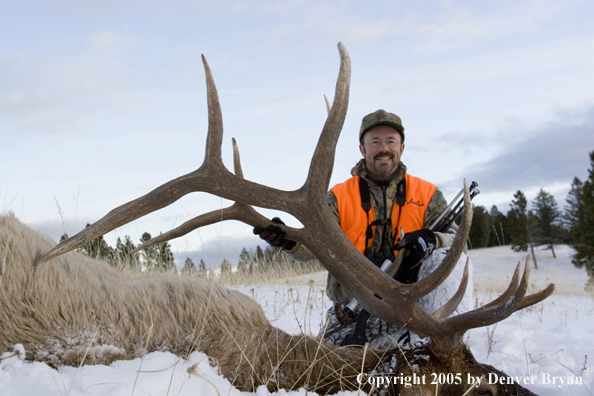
[331,174,437,255]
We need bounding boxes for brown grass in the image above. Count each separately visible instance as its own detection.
[0,213,383,394]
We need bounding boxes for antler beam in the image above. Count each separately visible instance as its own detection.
[42,44,554,357]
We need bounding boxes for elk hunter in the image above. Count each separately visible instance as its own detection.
[254,109,458,348]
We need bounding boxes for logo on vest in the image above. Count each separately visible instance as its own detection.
[404,198,425,207]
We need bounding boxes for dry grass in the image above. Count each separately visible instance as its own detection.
[0,212,385,394]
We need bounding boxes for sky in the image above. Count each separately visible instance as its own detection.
[2,0,594,267]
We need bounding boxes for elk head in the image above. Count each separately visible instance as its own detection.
[41,43,554,395]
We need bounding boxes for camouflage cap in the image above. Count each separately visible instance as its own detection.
[359,109,405,142]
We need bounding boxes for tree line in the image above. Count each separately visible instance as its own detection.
[61,226,175,272]
[68,223,322,280]
[467,151,594,279]
[180,244,324,282]
[70,152,593,283]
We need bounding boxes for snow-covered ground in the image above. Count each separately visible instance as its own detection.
[0,245,592,395]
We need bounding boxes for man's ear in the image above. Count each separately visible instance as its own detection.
[359,144,365,157]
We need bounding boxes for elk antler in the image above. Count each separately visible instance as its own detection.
[42,43,554,357]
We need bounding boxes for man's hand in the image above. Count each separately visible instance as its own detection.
[395,228,436,265]
[253,217,297,251]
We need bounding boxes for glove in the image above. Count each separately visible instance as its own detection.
[395,228,436,266]
[253,217,297,251]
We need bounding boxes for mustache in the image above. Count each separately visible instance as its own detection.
[373,152,394,160]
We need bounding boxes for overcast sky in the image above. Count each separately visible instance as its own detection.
[2,0,593,266]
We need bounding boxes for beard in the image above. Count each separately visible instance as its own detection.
[368,152,398,179]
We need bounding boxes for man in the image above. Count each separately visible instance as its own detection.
[255,110,459,347]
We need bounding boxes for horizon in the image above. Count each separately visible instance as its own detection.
[2,1,593,264]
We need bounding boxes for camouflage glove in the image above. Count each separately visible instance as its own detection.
[395,228,436,266]
[253,217,297,251]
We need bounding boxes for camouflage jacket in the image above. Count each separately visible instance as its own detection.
[287,159,457,304]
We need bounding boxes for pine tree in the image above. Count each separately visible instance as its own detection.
[508,191,538,268]
[139,232,158,271]
[468,205,491,249]
[254,245,265,273]
[198,259,207,276]
[488,206,508,247]
[237,247,251,276]
[115,235,140,271]
[565,177,584,233]
[221,258,232,273]
[264,245,285,273]
[181,257,197,274]
[566,151,594,283]
[220,258,233,282]
[508,192,528,251]
[157,240,175,271]
[59,233,68,242]
[532,189,560,258]
[78,224,115,263]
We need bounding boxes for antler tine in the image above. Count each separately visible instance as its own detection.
[129,203,263,254]
[40,173,198,263]
[41,55,229,263]
[303,42,350,199]
[409,179,473,299]
[518,283,555,310]
[323,94,331,115]
[445,254,554,335]
[201,54,224,168]
[232,137,244,178]
[472,262,522,313]
[131,138,292,254]
[433,257,470,319]
[41,52,316,263]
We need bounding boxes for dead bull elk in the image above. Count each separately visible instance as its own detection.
[4,43,553,395]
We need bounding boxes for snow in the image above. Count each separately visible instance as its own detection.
[0,245,592,395]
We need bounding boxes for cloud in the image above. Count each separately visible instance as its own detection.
[455,105,594,194]
[0,29,139,136]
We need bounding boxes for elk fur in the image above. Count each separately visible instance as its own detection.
[0,214,543,395]
[0,213,383,393]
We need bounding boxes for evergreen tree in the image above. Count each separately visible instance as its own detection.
[198,259,207,275]
[564,177,584,233]
[566,151,594,282]
[221,258,232,273]
[237,247,251,276]
[264,245,285,273]
[468,205,491,249]
[220,258,233,281]
[508,191,538,268]
[264,245,280,262]
[488,206,508,247]
[181,257,197,274]
[156,240,175,271]
[60,233,68,242]
[532,189,561,257]
[139,232,158,271]
[78,224,115,263]
[115,235,140,270]
[508,192,528,251]
[256,245,265,260]
[254,245,265,273]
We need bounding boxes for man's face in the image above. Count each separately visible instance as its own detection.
[359,125,405,180]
